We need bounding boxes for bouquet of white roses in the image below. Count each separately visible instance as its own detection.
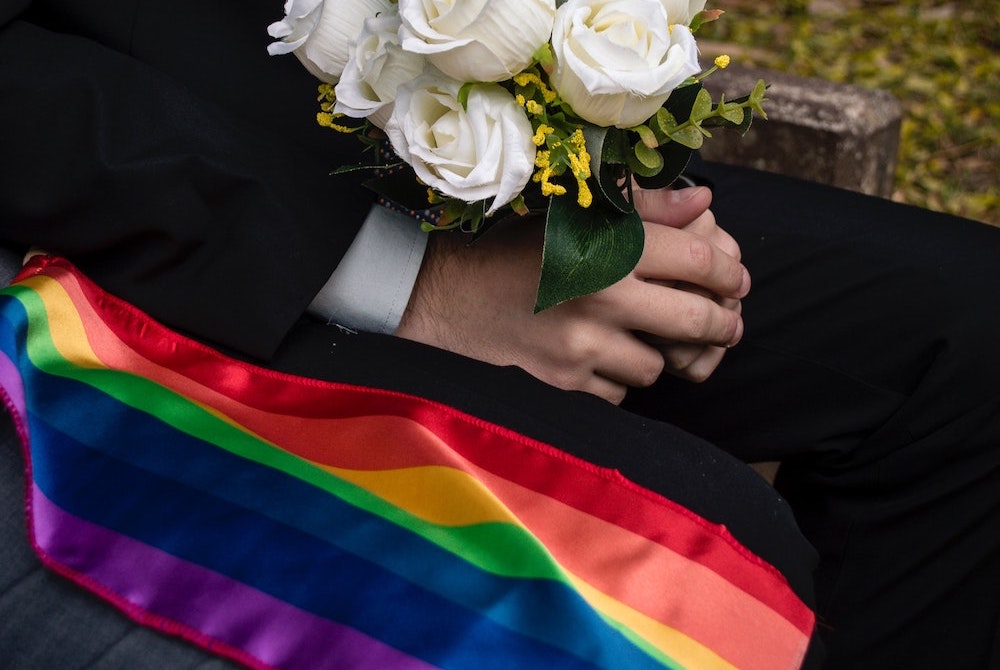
[268,0,765,310]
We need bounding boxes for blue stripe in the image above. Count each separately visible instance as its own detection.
[17,357,668,668]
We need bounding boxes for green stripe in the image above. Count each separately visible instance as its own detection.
[8,281,682,668]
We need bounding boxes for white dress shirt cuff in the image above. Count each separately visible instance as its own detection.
[307,204,428,334]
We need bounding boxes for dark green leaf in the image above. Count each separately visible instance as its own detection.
[583,125,633,214]
[535,196,644,312]
[663,81,704,124]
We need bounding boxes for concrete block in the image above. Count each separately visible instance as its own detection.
[698,64,903,197]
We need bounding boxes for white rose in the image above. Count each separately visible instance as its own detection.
[385,76,535,214]
[397,0,555,83]
[659,0,707,26]
[266,0,392,83]
[334,13,427,129]
[550,0,701,128]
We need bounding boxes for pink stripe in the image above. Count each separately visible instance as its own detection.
[30,485,437,670]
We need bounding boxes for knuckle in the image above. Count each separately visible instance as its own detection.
[681,300,714,340]
[559,325,600,364]
[685,237,715,275]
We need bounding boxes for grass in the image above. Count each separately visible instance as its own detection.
[698,0,1000,225]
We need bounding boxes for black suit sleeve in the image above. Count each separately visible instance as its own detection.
[0,1,376,360]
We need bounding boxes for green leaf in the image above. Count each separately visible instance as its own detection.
[632,124,659,148]
[663,81,703,124]
[535,196,644,312]
[668,125,705,149]
[457,82,475,110]
[720,103,746,125]
[628,140,664,176]
[691,88,713,121]
[655,108,678,137]
[701,96,755,135]
[583,125,633,214]
[689,8,724,32]
[749,79,769,119]
[632,140,693,190]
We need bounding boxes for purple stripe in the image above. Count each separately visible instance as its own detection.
[31,485,438,670]
[0,349,26,421]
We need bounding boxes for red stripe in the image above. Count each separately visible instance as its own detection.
[26,256,815,637]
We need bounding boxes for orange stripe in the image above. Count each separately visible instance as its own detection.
[31,261,813,669]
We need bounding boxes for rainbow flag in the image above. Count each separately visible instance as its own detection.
[0,256,813,669]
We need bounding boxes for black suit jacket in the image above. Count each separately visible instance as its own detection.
[0,0,376,360]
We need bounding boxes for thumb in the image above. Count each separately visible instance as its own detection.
[633,186,713,229]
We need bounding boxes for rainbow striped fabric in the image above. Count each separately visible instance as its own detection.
[0,256,813,670]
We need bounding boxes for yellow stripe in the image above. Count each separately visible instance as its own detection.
[323,464,518,526]
[23,273,793,670]
[571,575,738,670]
[21,274,104,370]
[23,273,250,431]
[321,462,739,669]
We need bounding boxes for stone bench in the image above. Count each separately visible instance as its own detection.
[699,64,904,198]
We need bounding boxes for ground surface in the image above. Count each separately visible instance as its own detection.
[699,0,999,225]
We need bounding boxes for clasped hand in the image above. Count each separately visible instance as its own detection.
[396,186,748,404]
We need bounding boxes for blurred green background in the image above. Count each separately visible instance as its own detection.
[699,0,999,225]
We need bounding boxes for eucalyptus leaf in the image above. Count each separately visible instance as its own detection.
[691,88,713,121]
[663,81,703,122]
[635,141,662,169]
[632,140,693,190]
[633,124,658,148]
[702,102,754,135]
[628,141,664,176]
[535,196,644,312]
[655,108,677,138]
[669,125,705,149]
[720,104,746,125]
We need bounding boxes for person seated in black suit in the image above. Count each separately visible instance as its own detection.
[1,2,997,669]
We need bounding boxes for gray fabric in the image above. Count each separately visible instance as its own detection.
[0,399,244,670]
[0,248,243,669]
[0,246,22,285]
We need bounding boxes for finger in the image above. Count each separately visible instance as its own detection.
[591,330,665,389]
[633,186,713,228]
[661,344,728,383]
[681,209,742,262]
[609,283,745,347]
[633,187,744,267]
[661,341,709,372]
[637,225,750,300]
[582,376,629,405]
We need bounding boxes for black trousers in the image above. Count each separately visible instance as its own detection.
[268,159,1000,668]
[630,158,1000,669]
